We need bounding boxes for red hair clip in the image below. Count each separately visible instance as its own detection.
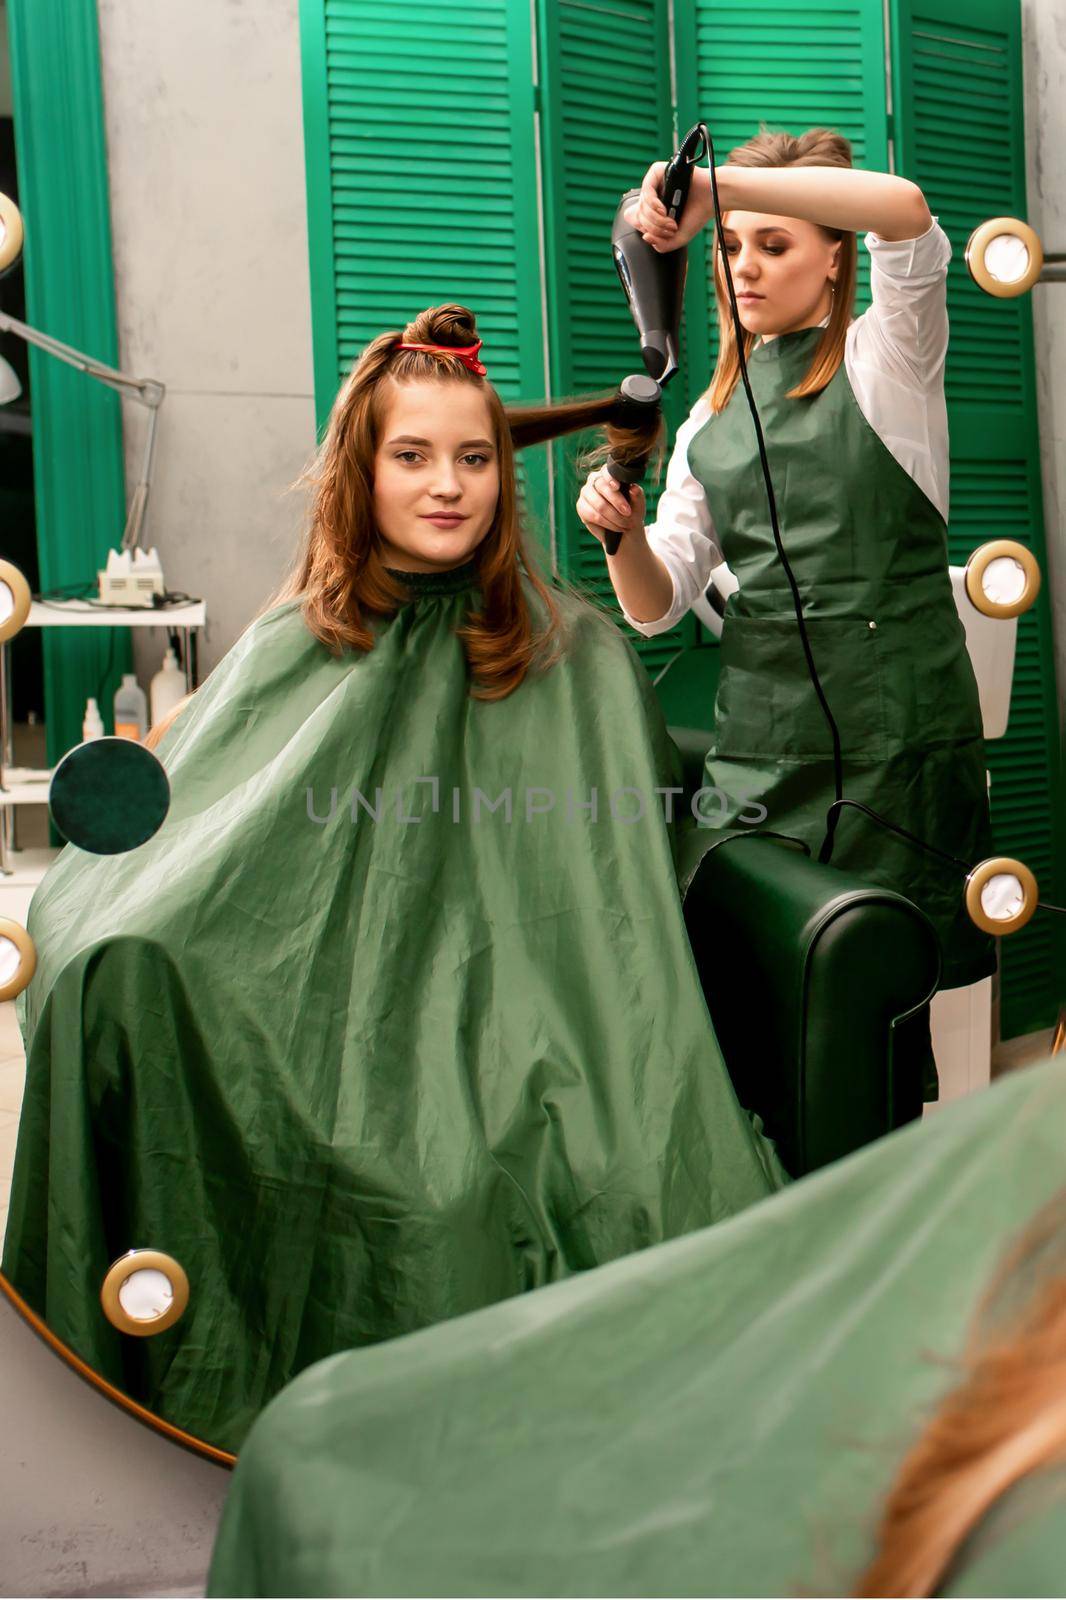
[394,337,487,377]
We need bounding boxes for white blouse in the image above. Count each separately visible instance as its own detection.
[620,217,954,637]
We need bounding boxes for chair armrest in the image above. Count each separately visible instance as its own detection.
[679,829,941,1176]
[669,725,715,804]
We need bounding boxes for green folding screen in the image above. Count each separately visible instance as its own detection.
[536,0,698,679]
[298,0,551,530]
[300,0,1062,1036]
[890,0,1063,1037]
[674,0,889,384]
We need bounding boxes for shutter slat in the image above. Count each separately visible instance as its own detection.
[539,0,697,665]
[300,0,551,544]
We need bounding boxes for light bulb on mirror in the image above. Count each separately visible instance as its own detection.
[964,540,1041,619]
[0,192,24,275]
[965,857,1038,936]
[0,560,32,643]
[0,919,36,1001]
[966,217,1044,298]
[100,1249,189,1337]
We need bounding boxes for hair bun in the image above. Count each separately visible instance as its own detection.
[402,303,479,350]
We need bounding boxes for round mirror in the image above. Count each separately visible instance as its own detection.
[49,736,171,854]
[0,560,32,643]
[0,191,24,274]
[0,919,36,1001]
[965,857,1039,935]
[964,540,1041,619]
[965,217,1044,297]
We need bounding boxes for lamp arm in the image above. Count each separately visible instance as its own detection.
[0,309,165,408]
[120,403,162,552]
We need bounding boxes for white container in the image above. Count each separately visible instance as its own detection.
[82,697,104,741]
[113,673,147,741]
[150,647,186,725]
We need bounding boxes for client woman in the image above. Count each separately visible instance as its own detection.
[2,304,785,1452]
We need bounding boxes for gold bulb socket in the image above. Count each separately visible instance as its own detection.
[0,192,24,274]
[965,216,1044,298]
[965,857,1039,936]
[964,539,1041,619]
[0,560,32,643]
[100,1249,190,1338]
[0,918,36,1001]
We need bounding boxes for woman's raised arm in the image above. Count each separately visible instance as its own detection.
[627,161,932,251]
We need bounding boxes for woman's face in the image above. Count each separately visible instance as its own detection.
[372,378,500,572]
[718,211,841,339]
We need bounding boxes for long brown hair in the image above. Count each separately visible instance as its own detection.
[855,1188,1066,1596]
[143,304,660,743]
[260,302,562,702]
[708,126,857,414]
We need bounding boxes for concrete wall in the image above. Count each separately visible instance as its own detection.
[1022,0,1066,741]
[96,0,317,688]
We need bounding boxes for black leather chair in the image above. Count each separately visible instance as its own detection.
[670,726,941,1177]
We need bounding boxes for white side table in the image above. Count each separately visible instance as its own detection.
[0,599,206,874]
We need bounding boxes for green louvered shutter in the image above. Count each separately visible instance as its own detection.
[299,0,550,525]
[891,0,1065,1037]
[536,0,697,679]
[674,0,890,397]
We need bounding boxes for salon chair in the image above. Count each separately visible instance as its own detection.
[669,725,941,1179]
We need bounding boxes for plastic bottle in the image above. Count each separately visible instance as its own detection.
[82,697,104,741]
[150,647,186,725]
[113,673,148,741]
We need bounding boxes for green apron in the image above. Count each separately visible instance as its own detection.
[688,325,996,990]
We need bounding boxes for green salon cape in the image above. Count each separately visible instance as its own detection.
[2,561,785,1453]
[207,1054,1066,1599]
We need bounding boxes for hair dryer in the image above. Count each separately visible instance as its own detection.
[602,128,705,553]
[611,125,705,385]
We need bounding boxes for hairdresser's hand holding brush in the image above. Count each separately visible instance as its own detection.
[577,467,645,549]
[576,468,674,626]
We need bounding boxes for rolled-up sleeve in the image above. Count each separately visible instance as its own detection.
[619,395,722,638]
[859,216,952,389]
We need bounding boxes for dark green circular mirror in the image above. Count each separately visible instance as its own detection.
[49,737,171,854]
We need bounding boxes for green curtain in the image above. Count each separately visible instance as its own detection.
[6,0,131,764]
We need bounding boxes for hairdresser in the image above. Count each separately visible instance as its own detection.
[577,126,995,1085]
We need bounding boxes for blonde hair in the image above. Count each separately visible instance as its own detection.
[143,693,195,751]
[855,1189,1066,1595]
[708,126,857,414]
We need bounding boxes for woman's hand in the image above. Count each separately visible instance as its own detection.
[622,160,711,253]
[576,467,646,550]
